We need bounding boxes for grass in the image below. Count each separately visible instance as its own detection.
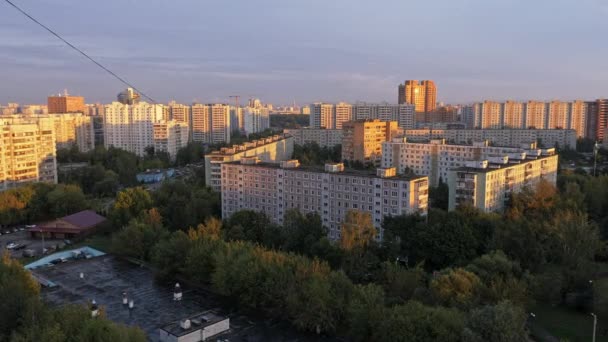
[530,304,607,342]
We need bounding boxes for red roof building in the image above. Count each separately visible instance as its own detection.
[29,210,107,240]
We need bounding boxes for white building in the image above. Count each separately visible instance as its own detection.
[382,138,533,186]
[103,102,165,156]
[221,159,429,240]
[448,150,558,213]
[189,104,231,144]
[243,107,270,135]
[402,128,577,150]
[204,134,294,191]
[153,121,189,161]
[283,128,343,148]
[44,113,94,152]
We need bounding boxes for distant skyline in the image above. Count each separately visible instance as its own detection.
[1,0,607,105]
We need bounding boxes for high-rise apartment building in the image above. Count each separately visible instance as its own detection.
[334,102,353,129]
[117,88,141,105]
[47,94,85,113]
[398,80,437,113]
[221,159,429,240]
[153,121,189,161]
[103,102,165,156]
[587,99,608,140]
[169,102,190,125]
[204,134,293,191]
[309,103,335,129]
[524,101,547,129]
[188,104,232,144]
[0,117,57,191]
[243,107,270,135]
[480,101,502,129]
[43,113,94,152]
[502,101,524,128]
[570,100,587,139]
[341,120,399,166]
[352,103,415,129]
[547,101,569,129]
[448,150,558,213]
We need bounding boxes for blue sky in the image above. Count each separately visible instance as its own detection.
[1,0,607,105]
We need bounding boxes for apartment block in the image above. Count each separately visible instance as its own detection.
[587,99,608,140]
[103,102,165,156]
[382,138,532,186]
[309,103,335,129]
[243,107,270,135]
[402,129,577,149]
[282,128,343,148]
[462,100,587,138]
[342,120,399,166]
[169,101,190,126]
[221,159,429,240]
[48,94,85,113]
[153,121,189,161]
[45,113,94,152]
[0,117,57,191]
[352,103,415,129]
[448,150,558,213]
[398,80,437,113]
[204,134,294,191]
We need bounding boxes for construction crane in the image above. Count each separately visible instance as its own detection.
[228,95,240,108]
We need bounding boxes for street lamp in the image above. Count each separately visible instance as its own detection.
[591,313,597,342]
[594,141,600,177]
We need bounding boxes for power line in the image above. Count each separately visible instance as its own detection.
[3,0,156,103]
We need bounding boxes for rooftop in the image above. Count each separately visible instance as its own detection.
[226,160,428,181]
[31,255,337,342]
[161,310,226,337]
[33,210,106,233]
[452,154,558,173]
[205,134,292,157]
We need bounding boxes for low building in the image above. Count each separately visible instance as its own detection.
[448,150,558,213]
[136,169,175,184]
[283,128,343,148]
[29,210,107,240]
[221,158,429,240]
[159,311,230,342]
[204,134,293,192]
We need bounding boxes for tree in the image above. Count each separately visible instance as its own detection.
[429,179,449,210]
[376,261,426,305]
[340,210,376,252]
[375,301,465,342]
[46,184,87,218]
[111,216,169,261]
[462,301,528,342]
[282,209,326,254]
[346,284,386,341]
[430,268,482,309]
[110,187,153,228]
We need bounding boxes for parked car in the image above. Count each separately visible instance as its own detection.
[12,228,18,233]
[15,244,26,250]
[22,249,36,257]
[6,242,17,250]
[3,230,10,235]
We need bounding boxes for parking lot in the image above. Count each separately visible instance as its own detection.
[0,228,65,259]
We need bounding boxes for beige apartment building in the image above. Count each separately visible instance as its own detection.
[342,120,399,166]
[398,80,437,113]
[283,128,343,148]
[309,103,338,129]
[402,128,577,150]
[153,121,189,161]
[204,134,294,191]
[524,101,547,129]
[169,101,190,127]
[448,150,558,213]
[189,104,231,144]
[45,113,94,152]
[0,117,57,191]
[381,138,534,186]
[352,103,415,129]
[503,101,524,128]
[221,158,429,240]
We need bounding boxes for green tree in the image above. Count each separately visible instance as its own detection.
[462,301,528,342]
[346,284,386,341]
[282,209,326,255]
[110,187,153,228]
[46,184,87,218]
[430,268,482,309]
[376,261,426,305]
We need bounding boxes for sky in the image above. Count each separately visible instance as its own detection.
[1,0,608,105]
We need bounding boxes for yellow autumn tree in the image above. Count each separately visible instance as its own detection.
[340,210,376,251]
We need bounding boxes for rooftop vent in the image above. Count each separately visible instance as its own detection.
[180,319,191,330]
[324,163,344,173]
[280,160,300,169]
